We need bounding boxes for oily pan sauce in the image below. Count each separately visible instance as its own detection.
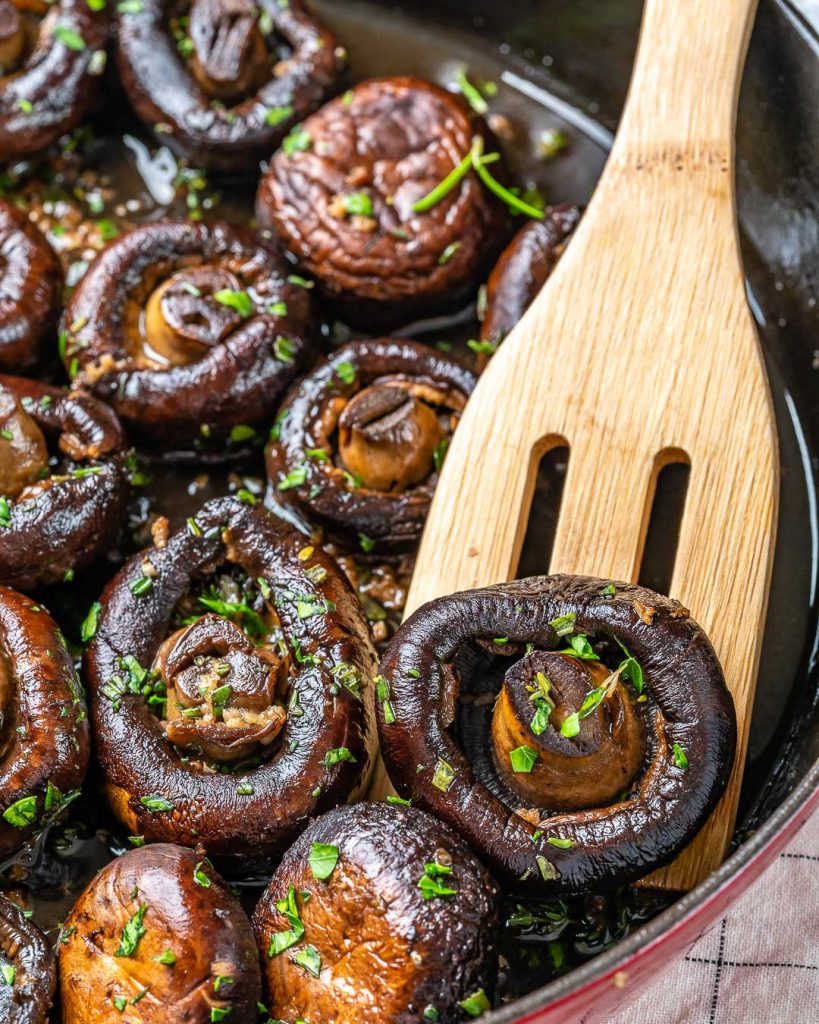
[0,0,813,1013]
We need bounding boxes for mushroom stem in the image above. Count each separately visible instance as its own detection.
[491,651,647,810]
[154,613,288,763]
[143,265,244,367]
[338,383,445,492]
[188,0,268,103]
[0,387,48,500]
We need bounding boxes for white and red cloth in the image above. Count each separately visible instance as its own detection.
[611,808,819,1023]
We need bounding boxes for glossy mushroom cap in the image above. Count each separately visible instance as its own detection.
[0,587,89,858]
[115,0,345,172]
[0,376,128,591]
[61,219,319,448]
[58,843,261,1024]
[252,801,500,1024]
[84,496,378,862]
[256,76,510,330]
[0,896,55,1024]
[0,0,107,160]
[266,339,475,553]
[377,575,737,893]
[0,201,63,373]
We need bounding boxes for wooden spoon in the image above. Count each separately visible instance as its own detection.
[371,0,778,891]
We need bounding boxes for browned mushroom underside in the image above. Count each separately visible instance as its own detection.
[0,895,55,1024]
[115,0,345,171]
[377,575,737,893]
[0,0,107,160]
[84,496,378,861]
[266,338,475,553]
[0,375,128,591]
[0,586,89,858]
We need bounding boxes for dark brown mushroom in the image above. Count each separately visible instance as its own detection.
[376,575,737,893]
[115,0,345,173]
[256,76,511,330]
[0,586,89,858]
[0,375,128,591]
[0,0,107,161]
[84,495,378,862]
[58,843,261,1023]
[476,204,581,368]
[60,219,319,450]
[0,201,63,373]
[266,339,475,554]
[252,801,500,1024]
[0,895,55,1024]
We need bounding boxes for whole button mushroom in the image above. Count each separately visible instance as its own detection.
[0,0,107,160]
[60,219,319,450]
[115,0,345,173]
[376,575,737,893]
[252,801,500,1024]
[0,895,56,1024]
[84,496,378,862]
[0,587,89,859]
[256,77,511,330]
[0,375,128,591]
[266,339,475,554]
[58,843,261,1023]
[0,201,63,373]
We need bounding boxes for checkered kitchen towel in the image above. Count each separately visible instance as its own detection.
[610,808,819,1023]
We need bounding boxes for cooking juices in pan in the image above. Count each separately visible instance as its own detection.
[0,0,814,1016]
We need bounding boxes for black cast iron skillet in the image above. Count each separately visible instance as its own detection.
[359,0,817,1018]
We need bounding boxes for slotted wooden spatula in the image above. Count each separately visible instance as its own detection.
[373,0,779,891]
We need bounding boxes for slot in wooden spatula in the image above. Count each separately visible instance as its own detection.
[372,0,778,891]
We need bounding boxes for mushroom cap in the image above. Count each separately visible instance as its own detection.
[256,76,510,330]
[84,496,378,861]
[58,843,261,1024]
[266,338,475,553]
[252,801,500,1024]
[0,201,63,372]
[0,895,55,1024]
[115,0,345,172]
[377,574,737,893]
[0,586,89,858]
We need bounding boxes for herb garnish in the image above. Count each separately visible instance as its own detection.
[308,841,339,881]
[114,904,147,957]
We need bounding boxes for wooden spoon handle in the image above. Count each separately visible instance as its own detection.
[615,0,758,154]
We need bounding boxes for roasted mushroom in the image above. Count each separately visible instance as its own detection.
[0,895,55,1024]
[61,219,319,449]
[0,201,63,373]
[0,587,89,858]
[0,375,128,590]
[115,0,345,173]
[252,801,500,1024]
[58,843,261,1023]
[84,495,377,861]
[266,339,475,553]
[0,0,107,160]
[256,76,511,330]
[476,204,580,368]
[377,575,737,893]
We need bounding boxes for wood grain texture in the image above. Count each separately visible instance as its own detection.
[369,0,779,892]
